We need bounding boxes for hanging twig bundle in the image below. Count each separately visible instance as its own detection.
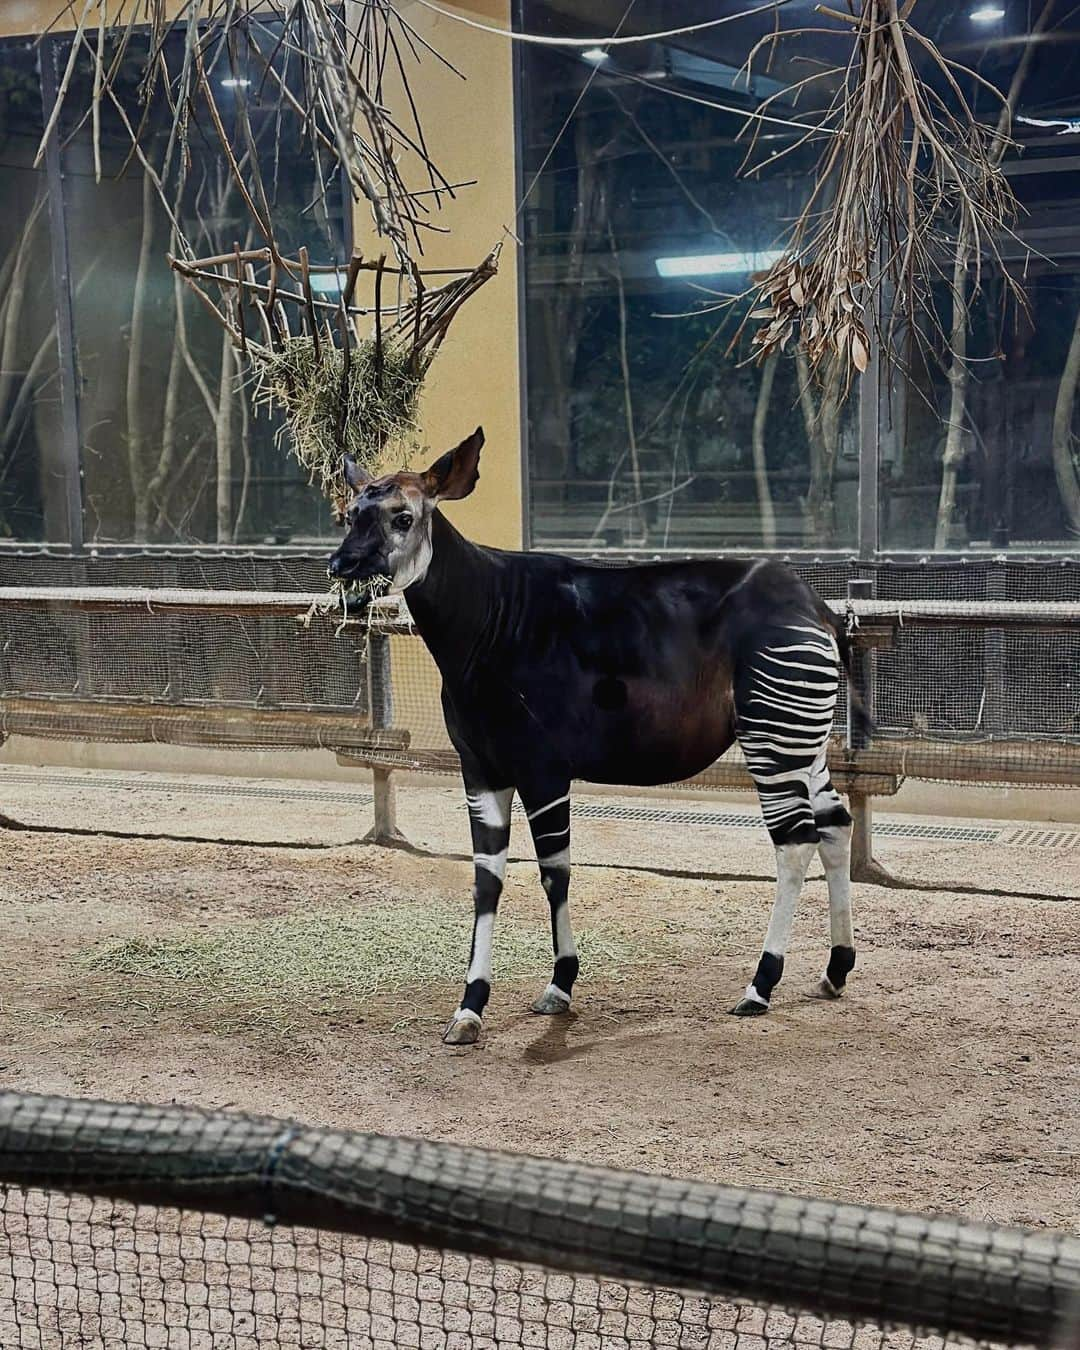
[42,0,496,515]
[39,0,464,278]
[168,244,501,509]
[733,0,1027,386]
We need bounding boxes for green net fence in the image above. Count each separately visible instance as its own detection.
[1,1091,1077,1350]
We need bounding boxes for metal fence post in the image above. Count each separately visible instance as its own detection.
[39,38,85,553]
[362,632,408,847]
[846,578,897,885]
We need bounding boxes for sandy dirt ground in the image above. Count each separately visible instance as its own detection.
[0,766,1077,1239]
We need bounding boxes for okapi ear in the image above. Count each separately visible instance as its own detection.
[343,454,370,494]
[422,427,484,501]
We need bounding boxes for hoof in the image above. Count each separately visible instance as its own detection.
[442,1011,482,1045]
[730,995,769,1017]
[811,975,843,1001]
[531,985,571,1016]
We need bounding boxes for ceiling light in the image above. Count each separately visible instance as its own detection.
[582,48,609,64]
[970,6,1005,21]
[655,250,785,278]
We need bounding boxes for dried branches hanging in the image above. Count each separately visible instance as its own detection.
[169,244,500,508]
[732,0,1029,388]
[40,0,497,514]
[39,0,465,274]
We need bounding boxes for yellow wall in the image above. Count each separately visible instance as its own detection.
[1,0,525,550]
[377,1,522,550]
[1,1,190,37]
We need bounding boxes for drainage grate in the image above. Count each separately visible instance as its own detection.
[2,767,1075,848]
[0,768,373,808]
[514,801,1006,842]
[997,827,1080,851]
[872,822,1001,842]
[573,804,765,829]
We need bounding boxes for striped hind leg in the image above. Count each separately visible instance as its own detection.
[731,624,840,1016]
[810,752,856,999]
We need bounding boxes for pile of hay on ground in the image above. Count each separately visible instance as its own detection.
[81,901,644,1016]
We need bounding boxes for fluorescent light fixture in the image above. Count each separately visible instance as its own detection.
[970,5,1005,21]
[221,77,251,88]
[655,249,785,278]
[582,47,609,63]
[309,270,347,294]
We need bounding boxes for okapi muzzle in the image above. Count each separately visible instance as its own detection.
[327,497,393,584]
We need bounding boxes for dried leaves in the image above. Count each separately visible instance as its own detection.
[749,260,871,375]
[734,0,1030,389]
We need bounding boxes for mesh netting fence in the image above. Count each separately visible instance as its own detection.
[1,1091,1078,1350]
[0,553,1077,790]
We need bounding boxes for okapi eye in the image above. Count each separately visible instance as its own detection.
[393,512,413,532]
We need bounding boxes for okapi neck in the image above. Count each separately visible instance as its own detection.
[404,510,499,675]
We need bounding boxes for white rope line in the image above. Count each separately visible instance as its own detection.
[0,590,1076,622]
[514,0,636,218]
[612,65,840,135]
[410,0,789,47]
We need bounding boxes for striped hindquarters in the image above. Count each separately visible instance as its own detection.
[735,623,841,845]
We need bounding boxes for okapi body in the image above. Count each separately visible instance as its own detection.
[328,429,857,1045]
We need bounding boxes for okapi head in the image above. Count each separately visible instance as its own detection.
[327,427,484,590]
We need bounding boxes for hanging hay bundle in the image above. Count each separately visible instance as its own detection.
[170,244,501,517]
[249,335,425,501]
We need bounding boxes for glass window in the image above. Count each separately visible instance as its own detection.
[0,37,64,543]
[54,24,349,546]
[879,5,1080,550]
[517,2,856,552]
[518,2,1080,554]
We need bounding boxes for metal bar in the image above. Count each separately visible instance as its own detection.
[38,37,84,553]
[0,540,1073,564]
[362,632,408,847]
[845,577,899,885]
[857,307,881,560]
[511,0,534,552]
[1,588,1075,632]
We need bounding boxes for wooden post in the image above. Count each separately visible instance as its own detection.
[846,578,898,886]
[362,632,409,847]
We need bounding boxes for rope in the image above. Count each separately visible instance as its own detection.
[411,0,789,47]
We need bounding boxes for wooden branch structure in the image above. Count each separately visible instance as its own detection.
[167,244,501,377]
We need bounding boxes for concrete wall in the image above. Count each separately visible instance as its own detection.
[377,0,523,551]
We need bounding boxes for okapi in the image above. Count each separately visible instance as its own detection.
[328,428,857,1045]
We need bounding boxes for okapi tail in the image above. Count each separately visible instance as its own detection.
[822,604,877,744]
